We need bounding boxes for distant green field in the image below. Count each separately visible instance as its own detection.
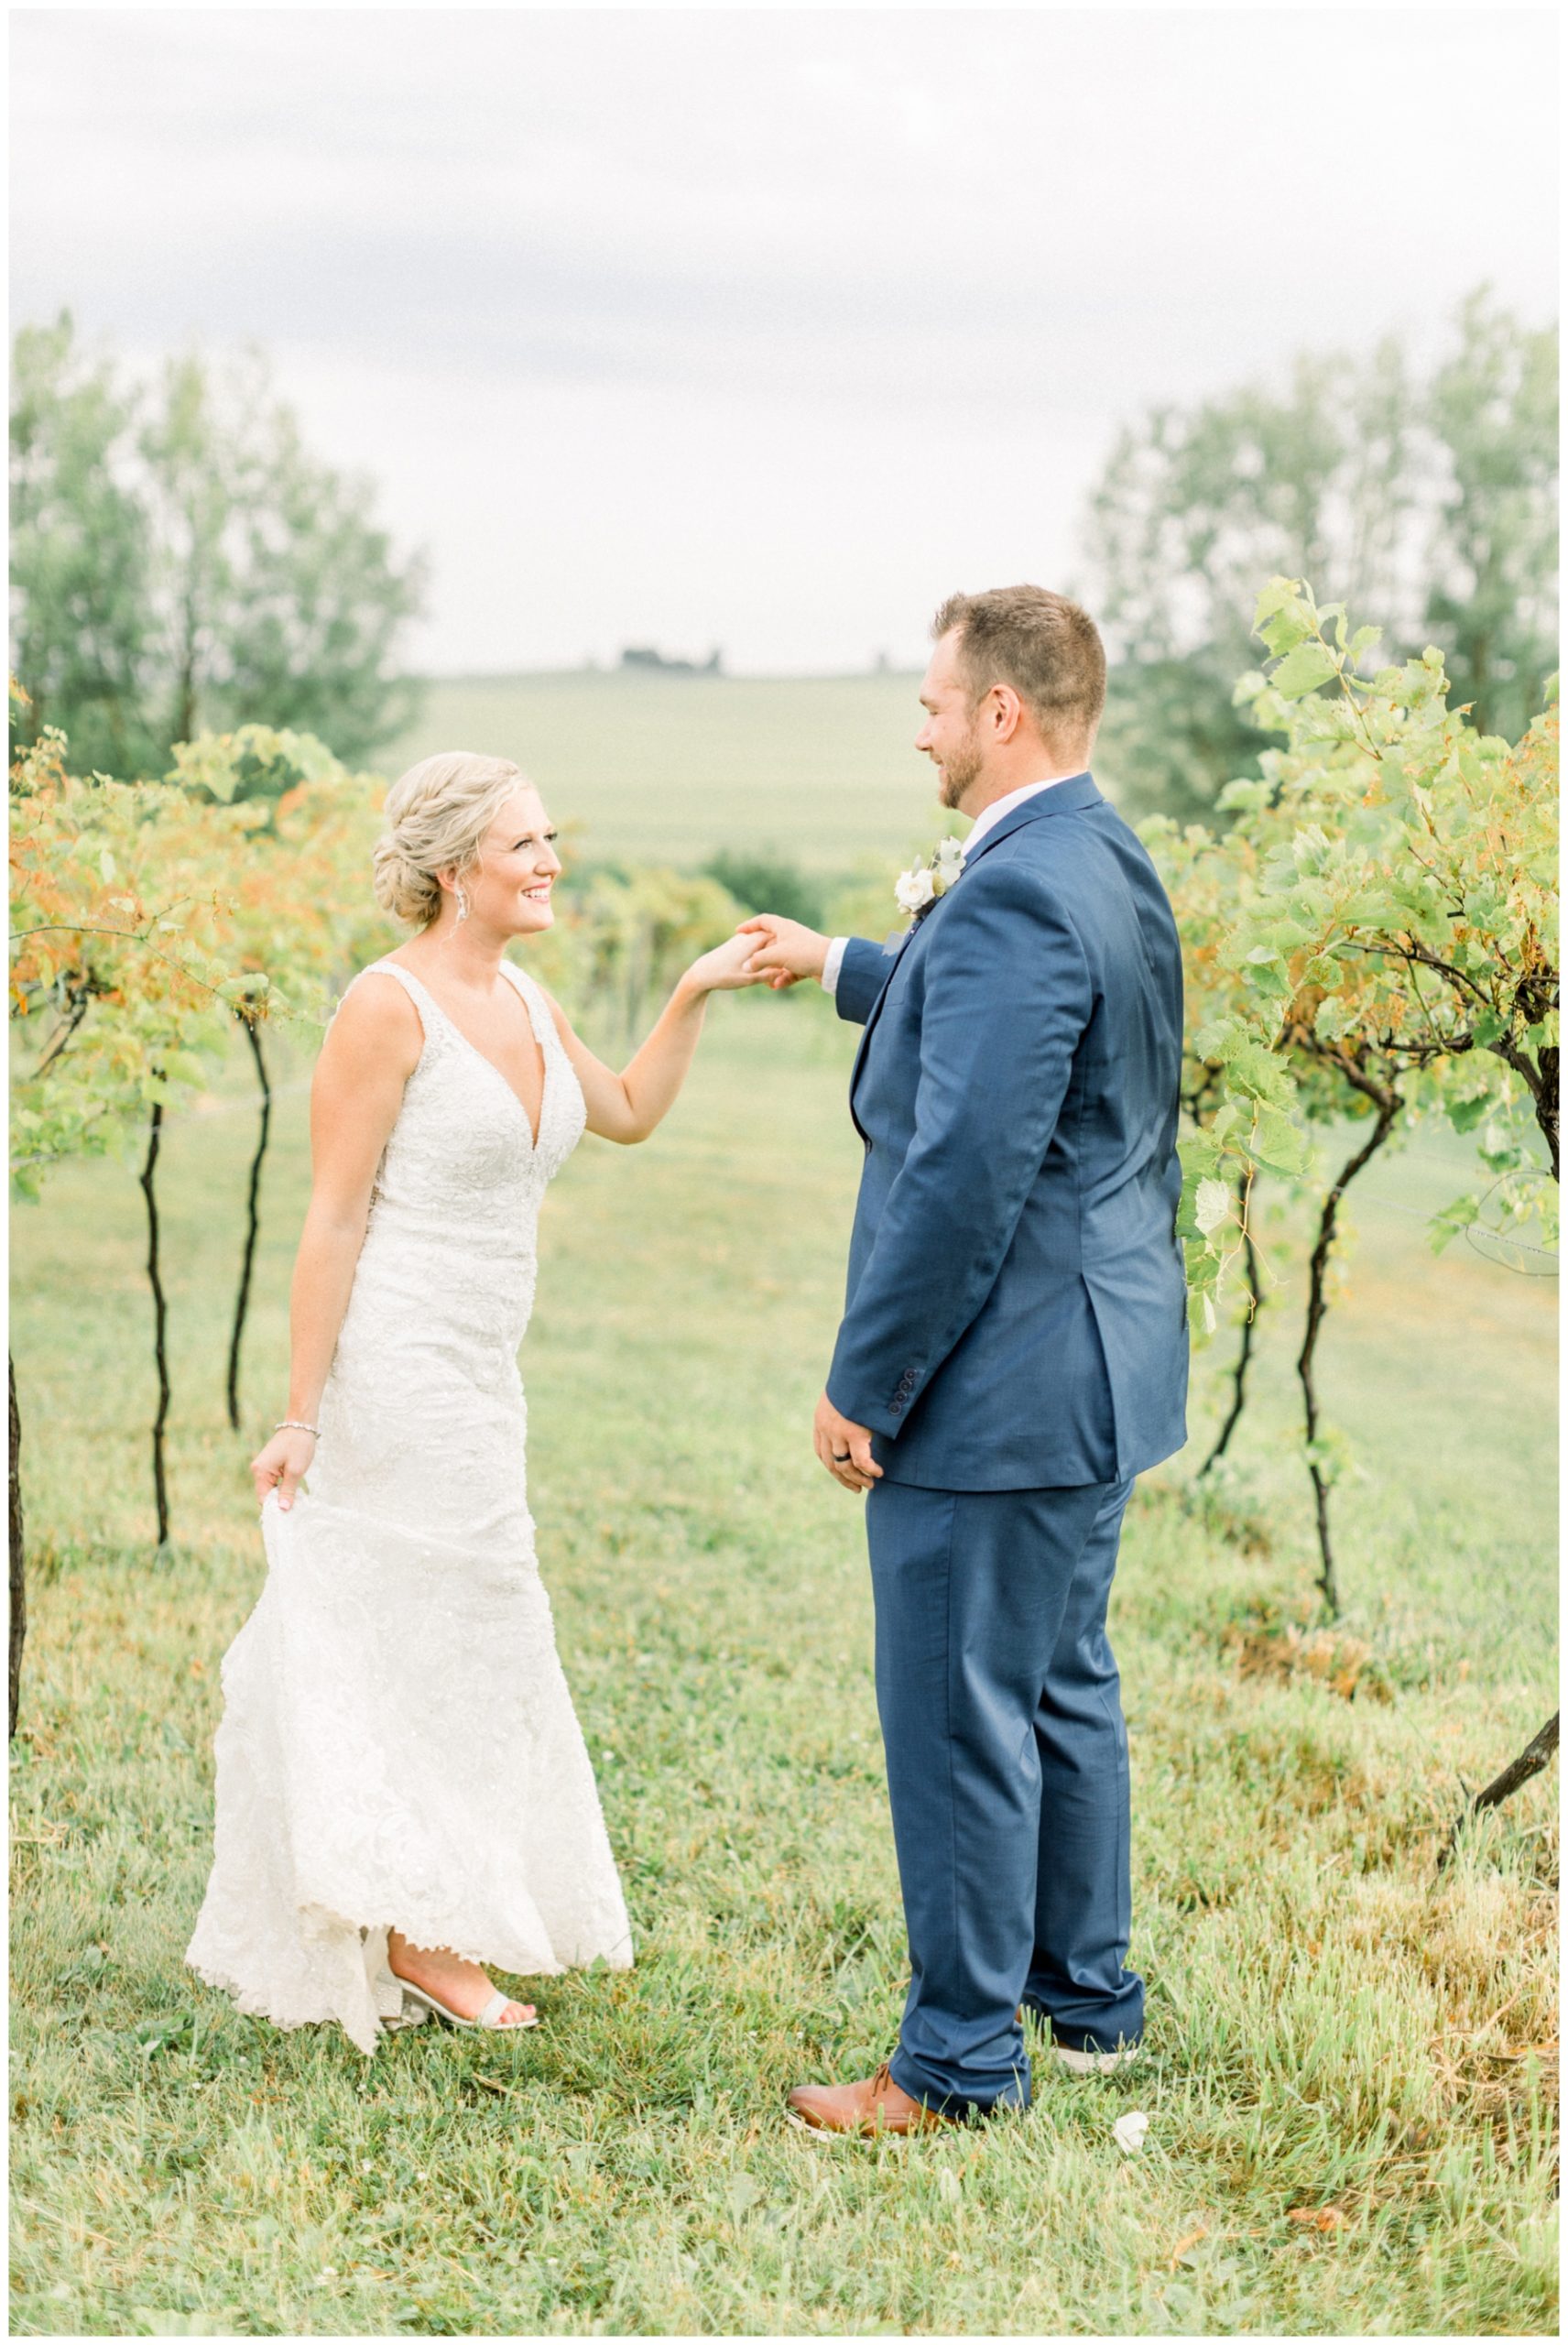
[387,671,975,877]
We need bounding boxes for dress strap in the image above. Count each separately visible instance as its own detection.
[348,957,446,1042]
[498,960,559,1054]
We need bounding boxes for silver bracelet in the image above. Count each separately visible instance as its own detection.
[274,1419,321,1439]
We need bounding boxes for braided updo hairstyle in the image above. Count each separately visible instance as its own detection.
[372,752,530,928]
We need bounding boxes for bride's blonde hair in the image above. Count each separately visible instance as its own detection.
[373,751,531,928]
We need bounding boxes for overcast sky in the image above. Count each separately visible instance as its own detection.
[10,6,1559,673]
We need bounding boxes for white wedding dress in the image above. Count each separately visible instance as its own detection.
[186,957,633,2054]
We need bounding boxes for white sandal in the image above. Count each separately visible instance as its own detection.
[395,1979,539,2032]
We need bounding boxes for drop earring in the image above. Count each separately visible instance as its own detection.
[455,881,471,925]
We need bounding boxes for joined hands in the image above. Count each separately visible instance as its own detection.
[735,915,830,988]
[681,932,779,994]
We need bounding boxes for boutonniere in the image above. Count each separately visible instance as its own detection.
[893,834,966,923]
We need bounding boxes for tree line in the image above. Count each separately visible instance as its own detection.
[1084,288,1557,823]
[10,317,424,779]
[10,290,1555,839]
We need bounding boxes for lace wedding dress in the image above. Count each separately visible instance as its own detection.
[186,957,633,2053]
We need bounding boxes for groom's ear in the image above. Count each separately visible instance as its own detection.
[985,682,1026,744]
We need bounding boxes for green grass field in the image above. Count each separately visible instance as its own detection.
[9,992,1558,2336]
[386,671,981,877]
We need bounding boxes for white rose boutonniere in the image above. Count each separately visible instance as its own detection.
[894,835,966,924]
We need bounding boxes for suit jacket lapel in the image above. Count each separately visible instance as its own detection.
[846,772,1104,1129]
[848,933,911,1133]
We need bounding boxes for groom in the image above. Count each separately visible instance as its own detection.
[740,584,1188,2134]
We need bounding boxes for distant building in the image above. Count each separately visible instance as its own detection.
[619,645,723,674]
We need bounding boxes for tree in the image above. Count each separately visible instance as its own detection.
[1229,582,1558,1206]
[1425,288,1561,747]
[8,320,158,778]
[9,724,386,1550]
[11,732,266,1547]
[9,317,426,771]
[1152,577,1558,1613]
[1086,294,1557,823]
[140,351,428,761]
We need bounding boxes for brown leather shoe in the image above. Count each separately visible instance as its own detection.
[786,2060,960,2138]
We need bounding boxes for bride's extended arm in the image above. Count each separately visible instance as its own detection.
[540,932,764,1144]
[248,980,422,1507]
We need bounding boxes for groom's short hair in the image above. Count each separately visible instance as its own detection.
[933,585,1106,741]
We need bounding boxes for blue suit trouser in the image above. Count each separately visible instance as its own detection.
[866,1474,1143,2115]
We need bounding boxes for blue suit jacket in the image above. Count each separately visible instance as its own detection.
[827,771,1188,1490]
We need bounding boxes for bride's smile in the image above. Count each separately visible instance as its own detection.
[450,789,562,937]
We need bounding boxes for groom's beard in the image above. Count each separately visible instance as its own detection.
[936,720,985,810]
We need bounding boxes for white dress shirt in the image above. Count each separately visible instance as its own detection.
[820,769,1084,996]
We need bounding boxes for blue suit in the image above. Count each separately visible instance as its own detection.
[827,771,1187,2112]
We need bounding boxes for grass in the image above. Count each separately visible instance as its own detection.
[386,670,971,877]
[9,990,1559,2336]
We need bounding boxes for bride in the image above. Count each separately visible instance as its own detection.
[187,749,763,2052]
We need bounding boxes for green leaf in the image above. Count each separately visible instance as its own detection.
[1429,1193,1479,1252]
[1192,1016,1237,1062]
[1194,1177,1232,1236]
[1253,576,1304,625]
[1178,1129,1223,1178]
[1258,605,1315,658]
[1247,962,1292,1001]
[1446,1089,1493,1133]
[1185,1279,1217,1336]
[1269,642,1340,701]
[1247,1102,1310,1178]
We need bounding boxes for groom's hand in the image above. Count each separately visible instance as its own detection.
[814,1392,882,1492]
[736,915,829,990]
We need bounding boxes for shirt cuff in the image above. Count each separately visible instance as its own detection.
[820,936,848,996]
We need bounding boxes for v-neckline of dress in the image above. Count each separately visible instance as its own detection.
[391,960,550,1150]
